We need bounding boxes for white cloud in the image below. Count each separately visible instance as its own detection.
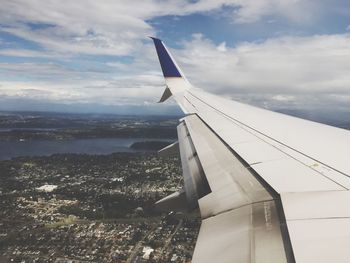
[0,0,336,56]
[172,33,350,110]
[0,0,154,56]
[0,62,74,77]
[217,42,227,52]
[2,32,350,112]
[0,49,66,58]
[272,95,295,102]
[230,0,319,24]
[0,72,166,106]
[1,0,350,113]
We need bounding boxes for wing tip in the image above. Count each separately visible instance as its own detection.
[150,36,182,78]
[149,36,159,41]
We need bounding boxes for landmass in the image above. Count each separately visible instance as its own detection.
[0,153,200,263]
[2,109,350,262]
[0,112,179,141]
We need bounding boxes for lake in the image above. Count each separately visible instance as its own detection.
[0,138,172,160]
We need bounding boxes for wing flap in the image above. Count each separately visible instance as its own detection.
[183,114,271,217]
[280,190,350,263]
[193,201,288,263]
[177,120,211,210]
[287,217,350,263]
[281,191,350,220]
[181,114,293,262]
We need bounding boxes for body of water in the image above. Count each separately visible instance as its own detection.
[0,138,171,160]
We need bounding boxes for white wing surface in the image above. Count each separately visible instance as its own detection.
[150,37,350,263]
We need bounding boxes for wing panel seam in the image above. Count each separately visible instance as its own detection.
[186,92,349,190]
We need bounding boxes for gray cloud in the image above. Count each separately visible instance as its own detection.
[2,32,350,112]
[169,33,350,111]
[0,49,65,58]
[1,0,350,115]
[0,62,74,77]
[0,0,341,55]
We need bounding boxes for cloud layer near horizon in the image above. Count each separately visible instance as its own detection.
[1,0,350,114]
[176,33,350,110]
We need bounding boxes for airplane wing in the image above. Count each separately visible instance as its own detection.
[150,37,350,263]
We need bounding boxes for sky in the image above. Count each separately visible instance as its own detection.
[1,0,350,116]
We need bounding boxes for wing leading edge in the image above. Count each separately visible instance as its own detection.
[150,37,350,263]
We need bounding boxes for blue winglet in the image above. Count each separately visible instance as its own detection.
[150,37,182,78]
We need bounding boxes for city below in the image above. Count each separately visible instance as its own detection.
[0,112,199,263]
[1,110,350,263]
